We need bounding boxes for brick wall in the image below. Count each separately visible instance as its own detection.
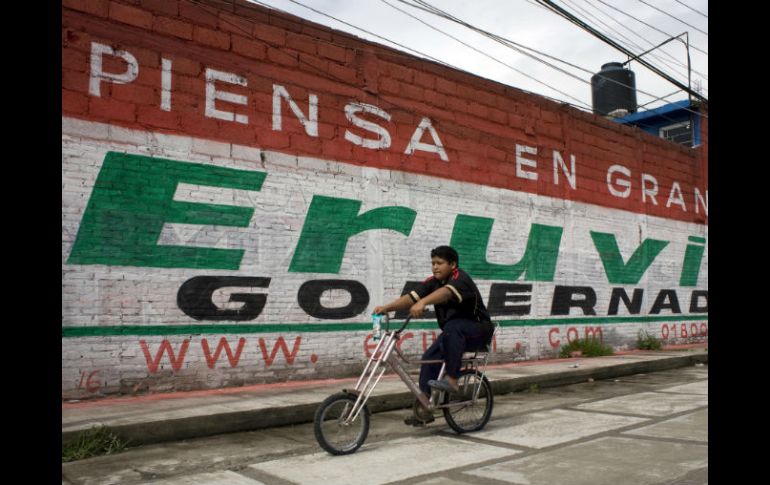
[62,0,707,399]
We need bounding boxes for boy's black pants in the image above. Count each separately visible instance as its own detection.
[418,318,493,395]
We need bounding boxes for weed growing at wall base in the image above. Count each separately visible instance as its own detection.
[559,338,614,358]
[636,330,663,350]
[62,426,127,462]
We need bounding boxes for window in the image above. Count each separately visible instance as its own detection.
[659,121,692,146]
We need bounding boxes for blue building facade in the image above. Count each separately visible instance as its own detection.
[613,100,701,148]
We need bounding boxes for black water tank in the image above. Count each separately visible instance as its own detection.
[591,62,637,116]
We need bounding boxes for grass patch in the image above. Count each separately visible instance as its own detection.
[559,338,614,358]
[62,426,128,462]
[636,330,663,350]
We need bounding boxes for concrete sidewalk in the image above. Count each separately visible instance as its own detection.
[62,346,707,448]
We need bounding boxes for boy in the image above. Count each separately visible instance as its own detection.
[373,245,494,423]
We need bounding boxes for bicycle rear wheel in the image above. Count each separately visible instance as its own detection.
[442,370,493,433]
[314,392,370,455]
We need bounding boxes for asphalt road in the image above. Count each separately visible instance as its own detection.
[62,364,708,485]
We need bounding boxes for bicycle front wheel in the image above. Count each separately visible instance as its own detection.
[442,370,493,433]
[313,392,370,455]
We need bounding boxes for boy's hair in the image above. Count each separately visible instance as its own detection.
[431,245,459,265]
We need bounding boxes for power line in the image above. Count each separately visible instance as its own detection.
[561,0,694,90]
[192,0,472,122]
[383,0,593,108]
[535,0,707,104]
[405,0,592,74]
[593,0,707,57]
[270,0,592,110]
[637,89,683,108]
[397,0,705,116]
[573,0,707,81]
[636,0,708,36]
[253,0,450,66]
[407,0,706,127]
[672,0,708,19]
[409,0,707,113]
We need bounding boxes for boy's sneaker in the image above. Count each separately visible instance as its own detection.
[404,415,435,427]
[428,378,459,393]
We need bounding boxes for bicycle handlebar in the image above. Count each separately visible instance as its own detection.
[376,313,413,334]
[395,316,412,334]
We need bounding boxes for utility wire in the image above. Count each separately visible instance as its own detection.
[562,0,694,88]
[406,0,705,130]
[488,0,708,94]
[253,0,449,66]
[243,0,471,73]
[406,0,591,74]
[571,0,707,81]
[193,0,469,122]
[270,0,591,110]
[535,0,707,103]
[409,0,707,112]
[638,89,682,108]
[382,0,592,108]
[673,0,708,19]
[397,0,705,116]
[636,0,708,36]
[594,0,707,56]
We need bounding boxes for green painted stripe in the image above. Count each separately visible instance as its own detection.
[62,314,708,337]
[688,236,706,243]
[496,314,707,326]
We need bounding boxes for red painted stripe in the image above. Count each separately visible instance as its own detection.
[61,8,707,225]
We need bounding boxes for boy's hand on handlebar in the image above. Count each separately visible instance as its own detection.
[409,302,426,318]
[373,306,387,315]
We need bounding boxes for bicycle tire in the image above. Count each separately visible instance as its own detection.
[442,370,493,433]
[313,392,370,455]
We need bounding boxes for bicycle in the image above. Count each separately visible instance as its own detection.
[313,314,498,455]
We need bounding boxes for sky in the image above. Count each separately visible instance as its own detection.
[247,0,708,115]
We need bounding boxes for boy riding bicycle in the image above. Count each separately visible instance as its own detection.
[373,245,495,425]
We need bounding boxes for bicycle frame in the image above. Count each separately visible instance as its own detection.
[342,318,494,425]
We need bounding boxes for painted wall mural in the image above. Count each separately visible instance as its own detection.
[62,0,707,399]
[62,122,707,398]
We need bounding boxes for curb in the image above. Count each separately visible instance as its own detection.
[492,352,708,394]
[62,352,707,447]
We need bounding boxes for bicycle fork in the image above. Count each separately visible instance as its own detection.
[342,331,399,424]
